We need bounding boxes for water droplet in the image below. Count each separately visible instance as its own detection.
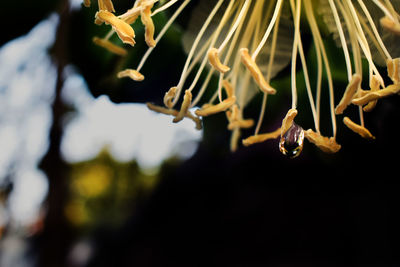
[279,122,304,158]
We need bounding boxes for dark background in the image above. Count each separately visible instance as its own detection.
[1,0,400,266]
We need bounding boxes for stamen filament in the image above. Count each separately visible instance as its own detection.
[172,0,225,107]
[328,0,353,82]
[252,0,284,60]
[290,0,302,110]
[137,0,191,72]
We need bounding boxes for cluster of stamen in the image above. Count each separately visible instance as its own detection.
[84,0,400,156]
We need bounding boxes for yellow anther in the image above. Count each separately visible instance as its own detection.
[304,129,341,153]
[146,103,202,130]
[352,83,400,106]
[380,16,400,36]
[163,87,176,109]
[242,128,281,146]
[343,117,375,140]
[94,0,116,24]
[222,80,234,98]
[228,119,254,130]
[98,0,115,13]
[226,105,254,130]
[280,108,297,136]
[118,7,141,24]
[195,96,236,117]
[83,0,91,7]
[240,48,276,95]
[363,75,381,112]
[95,10,136,46]
[230,128,241,152]
[173,90,192,123]
[141,1,156,47]
[387,58,400,84]
[335,74,361,114]
[117,69,144,81]
[207,48,230,73]
[92,37,127,56]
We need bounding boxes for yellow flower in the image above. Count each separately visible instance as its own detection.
[85,0,400,157]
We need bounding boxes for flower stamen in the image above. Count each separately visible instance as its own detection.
[343,116,375,140]
[92,36,127,56]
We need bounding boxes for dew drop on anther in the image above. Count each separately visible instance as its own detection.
[279,122,304,158]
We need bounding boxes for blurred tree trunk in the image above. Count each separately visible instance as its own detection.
[36,0,73,266]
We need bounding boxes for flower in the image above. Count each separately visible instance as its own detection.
[84,0,400,156]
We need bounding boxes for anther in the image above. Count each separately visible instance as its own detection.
[304,129,341,153]
[195,96,236,117]
[173,90,192,123]
[93,37,127,56]
[343,117,375,140]
[208,48,230,73]
[95,10,136,46]
[335,74,361,114]
[117,69,144,81]
[240,48,276,95]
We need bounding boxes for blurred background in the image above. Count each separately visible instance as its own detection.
[1,0,400,266]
